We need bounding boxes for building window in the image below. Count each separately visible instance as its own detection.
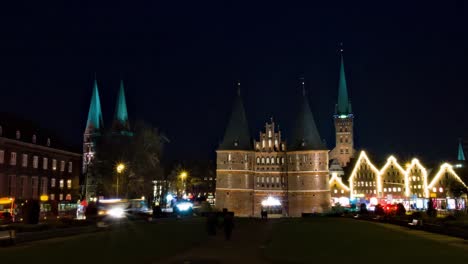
[439,187,443,193]
[10,152,17,165]
[31,177,39,199]
[43,158,48,170]
[22,154,28,167]
[67,179,72,189]
[50,193,55,201]
[228,154,231,162]
[33,156,38,168]
[261,157,265,164]
[340,149,343,154]
[59,194,63,201]
[8,175,16,196]
[52,159,57,170]
[60,161,65,171]
[256,157,260,164]
[51,178,56,187]
[266,157,270,164]
[268,130,272,138]
[59,179,64,188]
[0,150,4,164]
[19,176,27,198]
[66,194,71,201]
[40,177,47,195]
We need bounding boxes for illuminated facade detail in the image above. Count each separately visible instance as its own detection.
[216,84,330,217]
[348,151,380,199]
[379,156,408,199]
[405,159,429,198]
[427,163,468,198]
[348,151,468,201]
[329,54,355,167]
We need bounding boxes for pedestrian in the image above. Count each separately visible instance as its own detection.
[223,211,234,241]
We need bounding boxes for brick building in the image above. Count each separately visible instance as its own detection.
[0,118,81,202]
[215,83,330,217]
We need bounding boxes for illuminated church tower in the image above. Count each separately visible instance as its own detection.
[215,83,255,216]
[329,53,356,167]
[112,80,132,136]
[83,79,104,174]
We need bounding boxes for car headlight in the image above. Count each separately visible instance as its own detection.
[108,208,125,218]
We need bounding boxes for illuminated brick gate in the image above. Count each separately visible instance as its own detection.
[216,83,331,217]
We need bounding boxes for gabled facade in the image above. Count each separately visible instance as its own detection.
[406,159,429,198]
[380,156,408,200]
[346,151,468,202]
[428,163,467,199]
[349,151,380,199]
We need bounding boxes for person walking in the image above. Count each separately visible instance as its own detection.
[223,211,234,241]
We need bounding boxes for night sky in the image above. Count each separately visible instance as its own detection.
[1,1,467,165]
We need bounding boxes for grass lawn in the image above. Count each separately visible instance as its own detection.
[265,217,468,264]
[0,218,207,264]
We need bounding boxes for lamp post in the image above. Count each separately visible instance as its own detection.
[116,163,125,197]
[179,171,188,197]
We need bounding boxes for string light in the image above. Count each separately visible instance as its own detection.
[348,151,381,199]
[378,156,409,196]
[427,163,467,190]
[406,159,429,198]
[329,173,350,192]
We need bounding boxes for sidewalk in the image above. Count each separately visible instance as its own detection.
[159,219,275,264]
[370,221,468,250]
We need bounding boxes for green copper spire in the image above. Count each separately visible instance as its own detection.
[219,82,252,150]
[113,80,131,132]
[336,54,352,116]
[86,80,104,131]
[458,139,465,161]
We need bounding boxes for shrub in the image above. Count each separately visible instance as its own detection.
[374,204,385,216]
[427,199,437,217]
[359,203,368,214]
[396,203,406,216]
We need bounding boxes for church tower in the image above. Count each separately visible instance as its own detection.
[83,79,104,174]
[330,53,356,167]
[287,82,330,216]
[112,80,132,136]
[215,82,255,216]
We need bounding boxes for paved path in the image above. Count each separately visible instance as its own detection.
[159,219,274,264]
[370,221,468,250]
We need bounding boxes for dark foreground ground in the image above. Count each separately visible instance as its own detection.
[1,217,467,264]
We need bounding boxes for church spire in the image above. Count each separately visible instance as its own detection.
[336,49,352,116]
[85,79,104,132]
[219,82,251,150]
[112,80,131,132]
[458,139,465,161]
[289,80,325,151]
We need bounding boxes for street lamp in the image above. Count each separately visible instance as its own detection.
[116,163,125,197]
[179,171,188,197]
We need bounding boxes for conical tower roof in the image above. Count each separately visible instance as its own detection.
[458,140,465,161]
[289,84,325,151]
[219,83,251,150]
[112,80,130,131]
[336,55,352,116]
[85,80,104,132]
